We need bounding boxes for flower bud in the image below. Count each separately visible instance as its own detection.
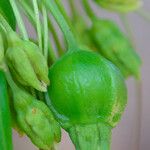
[89,19,141,78]
[95,0,142,13]
[6,31,49,91]
[13,88,61,149]
[20,41,49,85]
[6,47,47,91]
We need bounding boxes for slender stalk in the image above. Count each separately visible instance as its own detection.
[17,0,57,62]
[3,64,18,93]
[82,0,96,20]
[43,0,78,51]
[137,9,150,22]
[47,19,64,56]
[18,0,63,56]
[32,0,43,52]
[120,14,142,150]
[17,0,36,26]
[42,4,49,60]
[9,0,28,40]
[55,0,72,28]
[68,0,78,21]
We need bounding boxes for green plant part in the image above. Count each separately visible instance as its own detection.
[94,0,142,13]
[6,46,47,92]
[0,31,4,66]
[0,71,13,150]
[8,86,24,135]
[5,67,61,150]
[88,19,141,78]
[13,88,61,150]
[0,0,16,29]
[0,15,50,91]
[48,50,127,150]
[5,31,49,91]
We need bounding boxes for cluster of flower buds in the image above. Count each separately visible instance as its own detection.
[13,86,61,149]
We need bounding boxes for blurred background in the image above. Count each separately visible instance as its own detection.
[13,0,150,149]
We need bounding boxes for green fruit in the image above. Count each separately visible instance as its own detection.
[94,0,142,13]
[89,19,141,78]
[47,50,127,149]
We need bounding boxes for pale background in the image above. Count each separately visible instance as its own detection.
[13,0,150,150]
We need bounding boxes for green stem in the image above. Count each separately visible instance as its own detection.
[17,0,36,26]
[43,0,78,51]
[9,0,28,40]
[55,0,72,29]
[82,0,97,20]
[32,0,43,52]
[47,19,64,56]
[69,123,111,150]
[68,0,78,21]
[18,0,63,56]
[3,64,18,93]
[137,9,150,22]
[17,0,57,62]
[42,4,49,60]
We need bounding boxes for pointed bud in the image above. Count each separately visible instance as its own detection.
[6,47,47,91]
[6,31,50,91]
[89,19,141,78]
[20,41,50,85]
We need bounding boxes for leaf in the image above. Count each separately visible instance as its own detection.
[0,0,16,30]
[0,71,13,150]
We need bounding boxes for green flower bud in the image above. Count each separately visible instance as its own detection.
[13,87,61,149]
[95,0,142,13]
[6,31,49,91]
[6,47,47,91]
[89,19,141,78]
[21,41,50,85]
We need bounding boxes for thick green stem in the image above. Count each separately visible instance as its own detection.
[9,0,28,40]
[69,123,111,150]
[43,0,78,51]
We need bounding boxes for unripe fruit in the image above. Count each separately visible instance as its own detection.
[47,49,127,149]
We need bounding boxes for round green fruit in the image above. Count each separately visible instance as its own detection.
[47,50,127,130]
